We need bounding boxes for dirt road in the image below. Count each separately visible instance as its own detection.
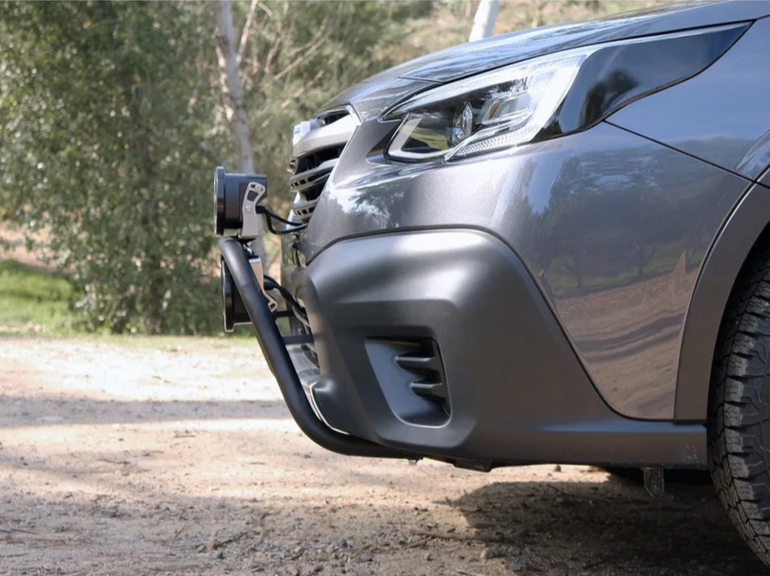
[0,337,767,576]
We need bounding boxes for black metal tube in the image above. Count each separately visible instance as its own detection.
[219,237,415,459]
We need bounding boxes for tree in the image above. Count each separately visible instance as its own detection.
[0,2,222,334]
[469,0,499,42]
[0,1,435,334]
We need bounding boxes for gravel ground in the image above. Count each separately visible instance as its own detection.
[1,337,768,576]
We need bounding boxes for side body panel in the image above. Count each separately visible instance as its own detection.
[300,123,750,419]
[609,17,770,181]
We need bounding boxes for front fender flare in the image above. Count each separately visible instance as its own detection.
[676,180,770,420]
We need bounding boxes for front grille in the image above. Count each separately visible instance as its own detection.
[289,144,344,200]
[288,108,359,222]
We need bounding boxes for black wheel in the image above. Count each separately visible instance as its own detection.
[709,243,770,568]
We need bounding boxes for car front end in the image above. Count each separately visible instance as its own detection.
[215,0,770,471]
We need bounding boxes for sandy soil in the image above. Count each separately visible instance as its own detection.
[1,337,768,576]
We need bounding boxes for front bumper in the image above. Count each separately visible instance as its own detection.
[222,228,707,469]
[288,229,708,467]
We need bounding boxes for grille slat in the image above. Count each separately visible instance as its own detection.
[290,175,331,195]
[288,108,359,223]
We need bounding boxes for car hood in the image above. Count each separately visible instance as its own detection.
[323,0,770,119]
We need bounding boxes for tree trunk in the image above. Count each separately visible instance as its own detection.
[123,75,163,335]
[212,0,266,260]
[469,0,499,42]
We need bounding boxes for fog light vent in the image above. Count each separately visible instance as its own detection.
[396,341,449,408]
[365,338,450,427]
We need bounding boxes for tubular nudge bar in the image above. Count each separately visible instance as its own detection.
[218,237,416,460]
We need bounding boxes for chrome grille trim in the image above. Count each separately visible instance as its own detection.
[288,107,359,223]
[289,158,338,193]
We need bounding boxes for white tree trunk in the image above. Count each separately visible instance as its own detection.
[213,0,254,174]
[469,0,499,42]
[213,0,265,259]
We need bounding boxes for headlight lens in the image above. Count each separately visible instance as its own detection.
[385,49,594,161]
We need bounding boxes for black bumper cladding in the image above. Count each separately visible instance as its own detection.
[218,237,414,460]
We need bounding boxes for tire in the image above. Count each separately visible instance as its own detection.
[709,242,770,568]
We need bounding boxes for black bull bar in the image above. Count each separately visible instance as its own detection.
[218,236,416,460]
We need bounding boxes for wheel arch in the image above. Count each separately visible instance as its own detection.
[675,179,770,420]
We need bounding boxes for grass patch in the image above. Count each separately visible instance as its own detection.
[0,258,257,339]
[0,259,75,335]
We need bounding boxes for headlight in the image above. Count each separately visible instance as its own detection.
[386,50,592,161]
[384,23,747,162]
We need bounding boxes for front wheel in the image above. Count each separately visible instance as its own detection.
[709,243,770,568]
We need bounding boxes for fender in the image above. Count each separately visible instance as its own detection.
[761,166,770,189]
[675,176,770,420]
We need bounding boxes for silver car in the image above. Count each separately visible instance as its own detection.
[215,1,770,567]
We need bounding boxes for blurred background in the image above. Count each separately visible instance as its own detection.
[0,0,664,337]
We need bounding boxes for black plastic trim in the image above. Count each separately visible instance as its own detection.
[675,182,770,420]
[760,166,770,189]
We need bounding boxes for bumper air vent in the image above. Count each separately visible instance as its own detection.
[396,341,449,408]
[288,107,359,223]
[365,338,450,427]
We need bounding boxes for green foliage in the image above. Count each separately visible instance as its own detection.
[0,260,74,334]
[0,2,222,334]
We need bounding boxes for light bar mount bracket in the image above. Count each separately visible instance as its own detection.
[240,181,267,240]
[237,181,277,312]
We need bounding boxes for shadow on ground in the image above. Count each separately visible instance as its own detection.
[4,474,767,576]
[452,477,768,576]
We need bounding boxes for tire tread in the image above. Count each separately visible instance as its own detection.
[710,243,770,566]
